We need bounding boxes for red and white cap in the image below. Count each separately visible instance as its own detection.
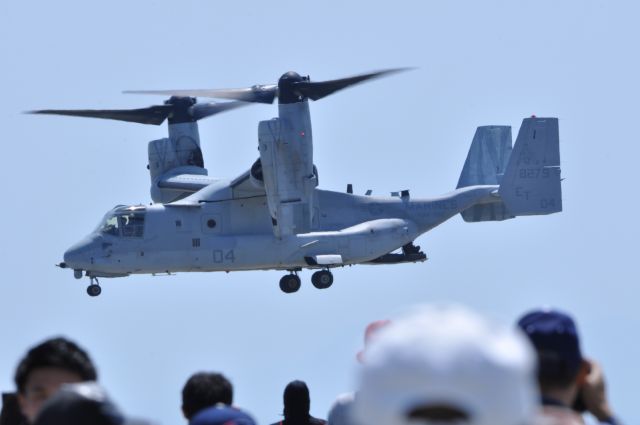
[354,305,539,425]
[357,319,392,363]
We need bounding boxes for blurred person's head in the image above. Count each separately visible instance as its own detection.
[282,380,310,420]
[354,305,539,425]
[182,372,233,420]
[33,382,148,425]
[14,337,97,423]
[517,308,590,403]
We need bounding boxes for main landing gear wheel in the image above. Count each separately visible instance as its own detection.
[279,274,301,294]
[86,284,101,297]
[311,270,333,289]
[86,277,102,297]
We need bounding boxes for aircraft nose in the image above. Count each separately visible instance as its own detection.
[63,236,96,268]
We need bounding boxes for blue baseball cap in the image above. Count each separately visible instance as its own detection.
[190,405,256,425]
[517,308,583,375]
[34,382,150,425]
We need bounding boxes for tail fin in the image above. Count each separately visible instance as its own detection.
[499,117,562,215]
[457,125,512,188]
[457,126,513,222]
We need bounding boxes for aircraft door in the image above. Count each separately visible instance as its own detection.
[338,237,351,258]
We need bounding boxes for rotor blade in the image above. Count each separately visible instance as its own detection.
[294,68,413,101]
[27,105,173,125]
[190,101,251,121]
[125,84,278,104]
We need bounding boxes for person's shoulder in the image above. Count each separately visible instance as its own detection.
[190,405,256,425]
[309,417,327,425]
[536,406,584,425]
[327,392,356,425]
[329,392,355,411]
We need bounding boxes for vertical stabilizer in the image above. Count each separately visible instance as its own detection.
[457,125,512,188]
[457,126,513,222]
[499,117,562,215]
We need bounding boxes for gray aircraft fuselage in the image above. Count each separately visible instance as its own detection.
[63,186,497,277]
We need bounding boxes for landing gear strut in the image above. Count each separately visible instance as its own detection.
[86,277,102,297]
[279,273,301,294]
[311,270,333,289]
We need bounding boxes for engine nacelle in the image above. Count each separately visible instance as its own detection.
[258,117,318,237]
[148,122,208,203]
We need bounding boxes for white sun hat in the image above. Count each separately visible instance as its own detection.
[354,305,539,425]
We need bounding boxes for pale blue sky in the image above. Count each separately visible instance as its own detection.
[1,1,638,423]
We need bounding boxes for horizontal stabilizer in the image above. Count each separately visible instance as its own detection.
[461,203,512,222]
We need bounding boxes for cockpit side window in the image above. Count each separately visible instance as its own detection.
[100,216,120,236]
[98,210,145,238]
[120,213,145,237]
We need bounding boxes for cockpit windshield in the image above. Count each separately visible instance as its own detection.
[97,205,146,238]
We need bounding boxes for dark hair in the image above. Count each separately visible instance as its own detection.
[407,405,469,422]
[283,380,310,420]
[14,337,97,394]
[181,372,233,419]
[536,350,582,391]
[1,393,27,425]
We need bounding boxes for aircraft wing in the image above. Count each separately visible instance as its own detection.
[170,109,319,235]
[229,169,267,198]
[157,173,218,193]
[172,169,266,205]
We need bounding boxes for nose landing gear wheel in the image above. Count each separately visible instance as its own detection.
[311,270,333,289]
[279,274,301,293]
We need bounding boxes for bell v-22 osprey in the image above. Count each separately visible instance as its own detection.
[32,69,562,296]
